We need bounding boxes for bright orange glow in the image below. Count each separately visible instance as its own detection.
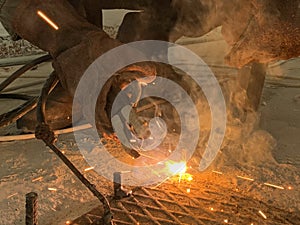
[37,10,59,30]
[186,188,191,193]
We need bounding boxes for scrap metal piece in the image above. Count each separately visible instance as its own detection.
[25,192,38,225]
[114,172,132,200]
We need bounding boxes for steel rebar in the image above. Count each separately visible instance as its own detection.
[25,192,38,225]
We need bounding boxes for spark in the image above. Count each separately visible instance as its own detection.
[212,170,223,175]
[186,188,191,193]
[32,176,43,182]
[210,207,214,211]
[237,175,254,182]
[187,175,193,181]
[7,193,17,199]
[288,186,293,190]
[258,210,267,219]
[84,167,95,172]
[178,172,193,182]
[48,187,57,192]
[65,221,71,225]
[166,161,193,183]
[263,183,284,190]
[37,10,59,30]
[224,219,228,223]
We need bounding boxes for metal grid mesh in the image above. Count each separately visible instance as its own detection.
[72,177,300,225]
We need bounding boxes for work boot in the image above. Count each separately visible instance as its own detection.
[16,83,82,132]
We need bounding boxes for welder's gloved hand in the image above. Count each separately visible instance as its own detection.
[97,62,195,142]
[52,33,159,136]
[94,62,157,136]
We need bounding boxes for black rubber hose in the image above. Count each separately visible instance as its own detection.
[0,54,52,93]
[36,72,59,124]
[0,97,38,128]
[0,55,51,128]
[0,93,33,100]
[2,80,45,93]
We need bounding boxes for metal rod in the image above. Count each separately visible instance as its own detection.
[114,172,122,197]
[25,192,38,225]
[46,142,112,215]
[113,172,132,200]
[35,72,112,224]
[0,97,38,128]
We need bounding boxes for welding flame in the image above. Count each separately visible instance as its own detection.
[165,161,194,184]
